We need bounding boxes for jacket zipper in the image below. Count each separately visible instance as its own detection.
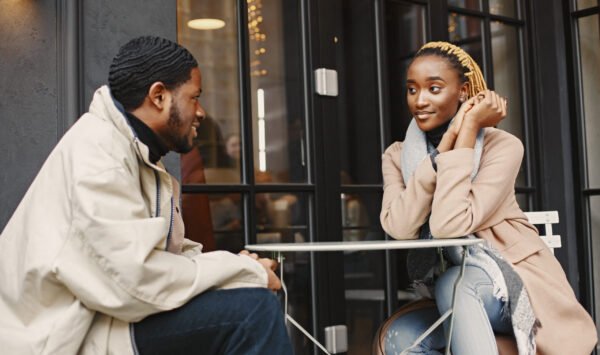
[153,170,174,251]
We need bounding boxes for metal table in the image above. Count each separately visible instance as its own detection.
[246,238,484,355]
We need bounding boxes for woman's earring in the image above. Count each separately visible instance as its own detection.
[459,96,466,103]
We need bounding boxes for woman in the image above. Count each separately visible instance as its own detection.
[379,42,596,354]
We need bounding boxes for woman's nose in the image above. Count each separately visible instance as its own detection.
[415,92,428,108]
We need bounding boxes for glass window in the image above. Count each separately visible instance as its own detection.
[448,0,482,11]
[449,14,485,74]
[590,196,600,338]
[386,2,427,141]
[490,22,527,187]
[178,0,242,184]
[181,193,244,253]
[255,192,308,241]
[577,0,599,10]
[255,191,310,354]
[337,0,382,185]
[578,15,600,188]
[248,0,307,184]
[489,0,517,18]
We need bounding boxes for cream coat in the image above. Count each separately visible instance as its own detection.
[0,86,268,354]
[380,127,597,354]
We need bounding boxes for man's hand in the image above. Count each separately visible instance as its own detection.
[240,250,282,290]
[257,258,282,291]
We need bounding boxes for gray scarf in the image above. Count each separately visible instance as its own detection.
[400,118,538,355]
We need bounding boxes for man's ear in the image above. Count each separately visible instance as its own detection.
[148,82,168,110]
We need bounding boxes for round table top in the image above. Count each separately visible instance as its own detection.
[245,238,484,252]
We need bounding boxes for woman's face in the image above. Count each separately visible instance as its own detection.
[406,55,468,132]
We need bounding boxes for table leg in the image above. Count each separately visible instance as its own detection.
[445,245,470,355]
[277,252,332,355]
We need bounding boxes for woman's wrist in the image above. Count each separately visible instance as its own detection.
[462,113,481,131]
[437,131,457,153]
[454,114,480,149]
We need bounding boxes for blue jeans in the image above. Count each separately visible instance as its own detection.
[385,266,512,355]
[133,288,293,355]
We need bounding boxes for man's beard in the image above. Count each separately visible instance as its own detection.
[167,102,197,154]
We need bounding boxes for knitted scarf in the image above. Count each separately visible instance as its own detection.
[401,118,538,355]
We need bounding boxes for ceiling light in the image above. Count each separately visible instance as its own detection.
[187,18,225,30]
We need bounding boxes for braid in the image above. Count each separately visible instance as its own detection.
[415,41,487,98]
[108,36,198,110]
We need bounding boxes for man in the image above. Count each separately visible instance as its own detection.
[0,36,292,354]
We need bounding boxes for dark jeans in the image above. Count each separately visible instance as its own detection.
[133,288,293,355]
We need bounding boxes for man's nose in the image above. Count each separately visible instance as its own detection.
[196,104,206,120]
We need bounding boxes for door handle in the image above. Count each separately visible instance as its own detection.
[315,68,338,97]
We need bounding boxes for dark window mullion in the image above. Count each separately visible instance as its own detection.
[573,6,600,18]
[236,0,258,245]
[448,6,524,25]
[583,189,600,196]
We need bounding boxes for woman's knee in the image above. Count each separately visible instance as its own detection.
[434,266,491,312]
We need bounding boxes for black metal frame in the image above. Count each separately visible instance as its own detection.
[564,0,600,331]
[178,0,584,353]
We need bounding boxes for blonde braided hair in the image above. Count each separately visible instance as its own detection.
[416,41,487,99]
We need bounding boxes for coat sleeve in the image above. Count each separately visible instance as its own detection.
[380,142,437,239]
[429,131,523,238]
[54,165,267,323]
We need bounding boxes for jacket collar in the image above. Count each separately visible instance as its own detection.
[88,86,166,172]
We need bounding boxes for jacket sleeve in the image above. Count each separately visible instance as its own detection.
[54,165,267,323]
[429,132,523,238]
[380,142,437,239]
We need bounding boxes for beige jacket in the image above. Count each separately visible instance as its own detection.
[0,86,268,354]
[380,127,597,354]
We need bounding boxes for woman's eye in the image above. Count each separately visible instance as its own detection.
[407,88,416,94]
[430,86,441,93]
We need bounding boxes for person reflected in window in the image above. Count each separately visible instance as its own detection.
[377,41,596,355]
[0,36,292,355]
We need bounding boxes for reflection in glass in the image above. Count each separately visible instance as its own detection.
[491,22,527,187]
[591,197,600,341]
[489,0,516,18]
[337,0,382,184]
[448,0,482,11]
[577,0,598,10]
[449,14,485,71]
[255,191,310,355]
[341,192,383,241]
[255,192,307,240]
[181,193,244,253]
[578,15,600,188]
[178,0,242,184]
[386,2,427,141]
[248,0,307,183]
[340,191,387,354]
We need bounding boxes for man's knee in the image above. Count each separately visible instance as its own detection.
[241,288,283,324]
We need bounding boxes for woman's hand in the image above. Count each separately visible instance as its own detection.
[437,96,477,152]
[464,90,507,130]
[454,90,507,149]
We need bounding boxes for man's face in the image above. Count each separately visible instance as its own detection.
[406,55,466,132]
[164,67,205,153]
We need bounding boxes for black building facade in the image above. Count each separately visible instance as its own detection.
[1,0,598,353]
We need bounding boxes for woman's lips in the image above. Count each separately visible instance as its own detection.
[415,111,434,120]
